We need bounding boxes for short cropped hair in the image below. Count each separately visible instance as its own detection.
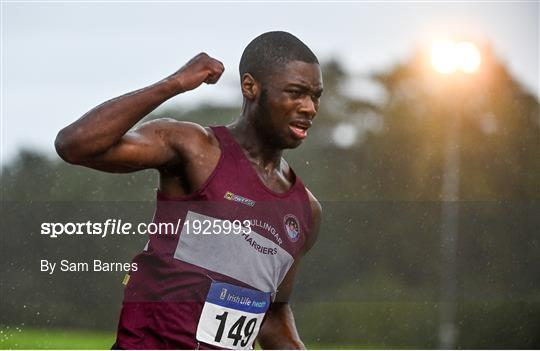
[239,31,319,83]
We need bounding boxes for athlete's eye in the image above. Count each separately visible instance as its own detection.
[286,90,302,99]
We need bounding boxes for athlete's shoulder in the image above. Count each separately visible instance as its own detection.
[305,187,322,219]
[280,158,322,216]
[301,187,321,255]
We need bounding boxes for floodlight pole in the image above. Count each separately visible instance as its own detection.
[438,97,462,349]
[432,40,480,349]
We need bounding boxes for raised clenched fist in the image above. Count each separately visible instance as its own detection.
[172,53,225,93]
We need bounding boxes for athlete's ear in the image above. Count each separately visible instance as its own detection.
[241,73,259,100]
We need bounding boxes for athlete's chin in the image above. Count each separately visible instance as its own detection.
[282,129,307,148]
[283,138,303,149]
[272,131,304,149]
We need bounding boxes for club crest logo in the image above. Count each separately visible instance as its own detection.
[283,214,300,242]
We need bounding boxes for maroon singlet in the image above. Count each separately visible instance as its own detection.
[115,126,313,349]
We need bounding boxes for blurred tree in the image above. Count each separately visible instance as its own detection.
[369,44,540,201]
[1,50,539,348]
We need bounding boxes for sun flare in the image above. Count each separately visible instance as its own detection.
[431,40,481,74]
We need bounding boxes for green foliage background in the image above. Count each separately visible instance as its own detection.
[1,47,539,349]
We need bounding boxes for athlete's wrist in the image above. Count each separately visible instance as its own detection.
[161,75,186,96]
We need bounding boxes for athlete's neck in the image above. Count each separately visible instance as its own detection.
[227,119,283,174]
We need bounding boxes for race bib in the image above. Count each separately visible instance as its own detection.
[196,281,271,349]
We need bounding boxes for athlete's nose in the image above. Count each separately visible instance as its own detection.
[298,95,318,119]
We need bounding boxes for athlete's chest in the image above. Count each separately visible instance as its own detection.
[196,185,308,262]
[247,162,294,194]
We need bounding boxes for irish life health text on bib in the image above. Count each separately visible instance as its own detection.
[196,281,271,349]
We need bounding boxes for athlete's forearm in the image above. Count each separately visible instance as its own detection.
[258,303,306,349]
[55,76,182,163]
[55,53,224,164]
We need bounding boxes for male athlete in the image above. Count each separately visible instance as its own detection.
[55,31,323,349]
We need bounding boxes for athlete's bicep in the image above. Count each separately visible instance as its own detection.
[81,123,174,172]
[81,119,204,173]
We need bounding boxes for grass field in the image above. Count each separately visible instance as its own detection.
[0,326,370,349]
[0,327,115,350]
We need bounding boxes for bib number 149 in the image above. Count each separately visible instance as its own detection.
[196,282,270,349]
[214,311,258,347]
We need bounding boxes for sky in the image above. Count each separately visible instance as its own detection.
[2,1,538,164]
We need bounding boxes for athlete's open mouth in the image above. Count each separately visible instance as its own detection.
[289,121,311,139]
